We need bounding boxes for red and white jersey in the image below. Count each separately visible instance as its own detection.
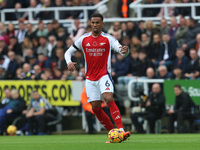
[65,32,129,81]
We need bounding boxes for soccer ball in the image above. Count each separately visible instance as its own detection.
[108,128,124,143]
[7,125,17,136]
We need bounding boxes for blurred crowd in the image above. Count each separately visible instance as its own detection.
[1,15,200,83]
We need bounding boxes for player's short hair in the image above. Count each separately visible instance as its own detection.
[91,13,103,21]
[174,84,182,90]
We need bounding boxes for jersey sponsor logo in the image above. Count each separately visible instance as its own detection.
[100,42,106,46]
[86,43,90,46]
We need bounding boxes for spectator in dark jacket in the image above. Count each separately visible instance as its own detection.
[167,84,195,133]
[112,53,130,83]
[156,34,177,68]
[157,65,172,79]
[0,89,26,135]
[131,83,165,133]
[37,53,52,71]
[184,48,200,80]
[173,49,189,73]
[182,18,200,54]
[5,51,18,79]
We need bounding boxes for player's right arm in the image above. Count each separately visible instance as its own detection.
[64,37,83,71]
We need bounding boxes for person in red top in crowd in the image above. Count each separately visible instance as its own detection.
[65,13,130,143]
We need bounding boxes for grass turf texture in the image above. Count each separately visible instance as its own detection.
[0,134,200,150]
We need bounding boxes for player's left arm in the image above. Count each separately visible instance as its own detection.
[111,38,129,57]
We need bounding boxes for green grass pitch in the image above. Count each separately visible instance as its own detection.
[0,134,200,150]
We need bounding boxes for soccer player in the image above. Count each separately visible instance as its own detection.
[65,13,130,142]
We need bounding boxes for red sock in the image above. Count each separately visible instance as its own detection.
[107,100,123,129]
[92,107,114,131]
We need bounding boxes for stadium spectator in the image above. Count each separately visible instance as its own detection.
[120,22,128,40]
[182,18,200,53]
[56,27,68,43]
[3,23,15,45]
[137,21,145,40]
[149,33,162,63]
[174,17,188,47]
[121,36,131,47]
[13,2,24,21]
[24,48,34,63]
[15,68,23,80]
[0,55,10,71]
[70,19,85,42]
[31,37,39,54]
[36,53,51,71]
[23,0,42,20]
[25,91,56,135]
[140,33,151,54]
[130,36,141,52]
[108,22,121,39]
[0,36,8,55]
[0,89,26,135]
[41,68,53,80]
[53,67,63,79]
[47,35,57,58]
[168,16,179,38]
[171,67,188,80]
[8,36,22,56]
[37,36,48,56]
[50,37,66,62]
[0,67,6,79]
[52,19,62,35]
[46,23,55,37]
[144,20,160,42]
[159,18,170,36]
[24,24,35,40]
[0,22,6,36]
[21,63,34,80]
[118,50,140,85]
[39,0,54,20]
[31,65,43,80]
[167,84,195,133]
[28,55,37,69]
[126,21,139,39]
[15,21,27,44]
[22,37,33,58]
[65,37,74,49]
[131,83,165,133]
[184,48,200,80]
[173,49,189,73]
[157,65,172,79]
[111,53,130,83]
[5,51,18,79]
[156,34,177,68]
[36,21,48,37]
[55,48,67,71]
[157,0,176,17]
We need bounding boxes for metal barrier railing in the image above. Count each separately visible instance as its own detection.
[127,79,164,101]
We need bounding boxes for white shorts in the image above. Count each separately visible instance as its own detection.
[86,75,114,103]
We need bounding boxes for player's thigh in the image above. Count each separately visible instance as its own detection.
[86,79,101,103]
[99,75,114,94]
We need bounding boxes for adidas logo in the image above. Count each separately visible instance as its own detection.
[115,115,120,120]
[105,87,110,90]
[86,43,90,46]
